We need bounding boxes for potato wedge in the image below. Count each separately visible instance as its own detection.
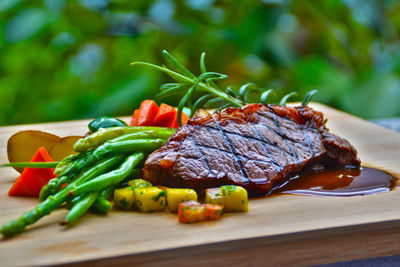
[7,130,61,173]
[49,136,82,161]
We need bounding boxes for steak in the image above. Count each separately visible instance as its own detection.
[143,104,360,195]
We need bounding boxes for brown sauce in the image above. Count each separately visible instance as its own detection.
[277,167,397,197]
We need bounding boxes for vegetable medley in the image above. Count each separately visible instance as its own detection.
[0,99,249,238]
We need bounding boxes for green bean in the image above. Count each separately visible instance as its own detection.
[40,152,94,201]
[41,139,161,202]
[60,192,99,226]
[0,155,125,237]
[74,126,175,152]
[65,195,84,210]
[108,130,172,143]
[69,153,144,197]
[67,139,162,177]
[92,187,114,214]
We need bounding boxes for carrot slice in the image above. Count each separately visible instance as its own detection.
[169,111,190,128]
[178,201,205,223]
[8,147,56,197]
[153,103,177,127]
[137,100,159,126]
[204,204,224,220]
[129,109,140,126]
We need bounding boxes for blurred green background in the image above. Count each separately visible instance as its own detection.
[1,0,400,125]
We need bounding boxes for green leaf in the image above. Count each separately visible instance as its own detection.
[162,50,196,79]
[279,92,298,106]
[239,83,257,102]
[200,52,207,73]
[302,90,318,106]
[260,89,276,104]
[192,94,213,115]
[177,86,195,126]
[198,72,228,82]
[156,85,186,99]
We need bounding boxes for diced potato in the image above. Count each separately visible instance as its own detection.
[128,179,152,189]
[221,185,248,212]
[114,187,135,210]
[205,188,225,206]
[134,187,166,212]
[178,201,205,223]
[204,204,224,221]
[166,188,198,213]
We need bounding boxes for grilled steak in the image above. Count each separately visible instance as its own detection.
[143,104,360,195]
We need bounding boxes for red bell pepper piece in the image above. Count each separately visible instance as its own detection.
[137,100,159,126]
[129,109,140,126]
[8,147,56,197]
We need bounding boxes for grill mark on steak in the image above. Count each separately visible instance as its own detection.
[202,124,307,161]
[196,144,281,167]
[250,125,282,172]
[189,134,212,176]
[212,117,250,184]
[269,108,301,166]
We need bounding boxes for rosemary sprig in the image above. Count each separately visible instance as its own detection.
[131,51,318,125]
[131,51,243,126]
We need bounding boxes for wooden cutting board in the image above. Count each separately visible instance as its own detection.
[0,103,399,266]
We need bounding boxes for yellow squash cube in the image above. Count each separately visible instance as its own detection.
[221,185,248,212]
[128,179,152,189]
[114,187,135,210]
[166,188,198,213]
[134,187,166,212]
[205,188,225,206]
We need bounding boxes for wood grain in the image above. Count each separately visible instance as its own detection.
[0,103,399,266]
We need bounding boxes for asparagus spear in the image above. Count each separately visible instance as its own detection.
[39,152,92,201]
[60,192,100,226]
[69,153,144,197]
[40,136,166,202]
[65,139,163,177]
[0,155,125,237]
[74,126,175,152]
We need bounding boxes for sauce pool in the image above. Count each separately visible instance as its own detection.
[277,167,397,197]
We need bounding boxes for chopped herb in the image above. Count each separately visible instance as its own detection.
[120,198,129,208]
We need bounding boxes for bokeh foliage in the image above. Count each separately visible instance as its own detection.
[1,0,400,125]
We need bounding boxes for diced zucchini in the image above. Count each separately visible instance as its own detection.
[205,188,225,206]
[178,201,205,223]
[128,179,152,189]
[134,187,166,212]
[221,185,248,212]
[166,188,198,213]
[114,187,135,210]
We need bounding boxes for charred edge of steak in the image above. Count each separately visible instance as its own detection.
[143,104,360,195]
